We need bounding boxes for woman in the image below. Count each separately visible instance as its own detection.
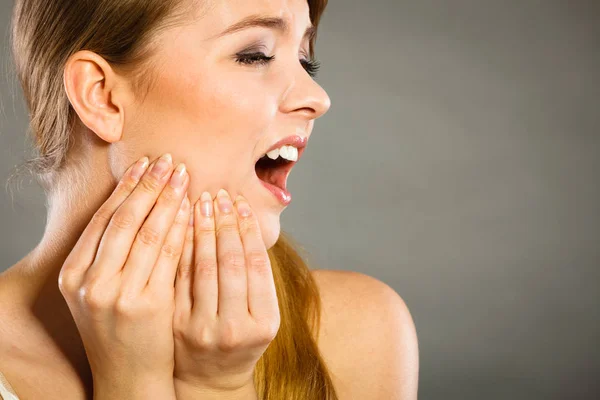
[0,0,419,398]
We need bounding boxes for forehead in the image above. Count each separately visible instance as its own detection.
[195,0,311,33]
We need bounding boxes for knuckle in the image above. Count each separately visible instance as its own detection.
[238,217,259,236]
[246,250,270,272]
[190,325,215,350]
[138,175,162,194]
[218,320,242,352]
[177,260,193,279]
[195,223,215,239]
[215,223,238,238]
[116,175,138,193]
[217,339,237,353]
[58,268,78,296]
[90,209,113,228]
[110,210,136,230]
[137,225,162,247]
[260,318,281,343]
[252,314,280,346]
[114,294,139,316]
[161,242,182,260]
[158,187,179,205]
[194,256,218,279]
[81,281,111,310]
[221,251,246,270]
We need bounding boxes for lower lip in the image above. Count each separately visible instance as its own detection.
[259,180,292,206]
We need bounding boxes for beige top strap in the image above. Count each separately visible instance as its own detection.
[0,371,19,400]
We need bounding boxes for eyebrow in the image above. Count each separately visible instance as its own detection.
[215,15,316,43]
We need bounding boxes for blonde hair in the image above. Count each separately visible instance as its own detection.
[9,0,338,398]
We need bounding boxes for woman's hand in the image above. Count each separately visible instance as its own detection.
[172,189,281,396]
[57,153,191,399]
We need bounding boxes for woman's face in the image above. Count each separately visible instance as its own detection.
[119,0,331,250]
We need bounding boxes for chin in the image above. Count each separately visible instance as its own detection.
[258,210,281,251]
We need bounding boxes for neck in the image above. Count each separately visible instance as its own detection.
[6,145,116,379]
[20,147,116,303]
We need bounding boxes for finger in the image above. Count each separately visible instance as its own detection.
[191,191,218,317]
[121,162,189,294]
[174,205,196,317]
[148,192,191,291]
[233,195,279,322]
[214,189,248,318]
[61,156,149,285]
[85,153,174,282]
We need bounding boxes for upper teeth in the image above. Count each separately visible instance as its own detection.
[265,145,298,162]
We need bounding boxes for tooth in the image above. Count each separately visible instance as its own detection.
[266,148,280,160]
[279,146,289,159]
[285,147,296,161]
[290,147,298,161]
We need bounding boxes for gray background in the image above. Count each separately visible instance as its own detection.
[1,1,599,399]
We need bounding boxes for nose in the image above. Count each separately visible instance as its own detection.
[279,64,331,120]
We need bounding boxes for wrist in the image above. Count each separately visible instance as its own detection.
[94,374,177,400]
[174,378,257,400]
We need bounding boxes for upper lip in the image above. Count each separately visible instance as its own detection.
[256,134,308,164]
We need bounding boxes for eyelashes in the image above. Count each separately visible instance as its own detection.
[300,58,321,78]
[235,52,275,66]
[235,52,321,78]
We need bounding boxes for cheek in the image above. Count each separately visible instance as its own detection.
[192,67,279,130]
[174,65,277,146]
[130,64,276,169]
[124,61,283,248]
[178,73,276,181]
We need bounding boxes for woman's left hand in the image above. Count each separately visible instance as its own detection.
[172,189,281,395]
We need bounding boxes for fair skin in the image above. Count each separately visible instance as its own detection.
[0,0,419,398]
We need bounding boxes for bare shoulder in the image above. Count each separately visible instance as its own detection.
[310,269,419,400]
[0,270,88,400]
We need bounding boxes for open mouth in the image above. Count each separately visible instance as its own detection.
[253,135,308,205]
[254,154,296,192]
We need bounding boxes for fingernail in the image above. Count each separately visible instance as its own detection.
[201,191,213,218]
[170,163,187,188]
[217,189,232,214]
[151,153,173,178]
[130,157,149,180]
[235,195,252,218]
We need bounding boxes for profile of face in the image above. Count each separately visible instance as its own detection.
[67,0,331,250]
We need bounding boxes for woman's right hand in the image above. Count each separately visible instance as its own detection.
[57,153,191,399]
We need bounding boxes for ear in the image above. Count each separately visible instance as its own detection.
[63,50,129,143]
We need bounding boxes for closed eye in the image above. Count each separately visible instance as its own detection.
[235,52,321,78]
[235,52,275,66]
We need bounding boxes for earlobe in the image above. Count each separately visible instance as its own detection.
[63,50,125,143]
